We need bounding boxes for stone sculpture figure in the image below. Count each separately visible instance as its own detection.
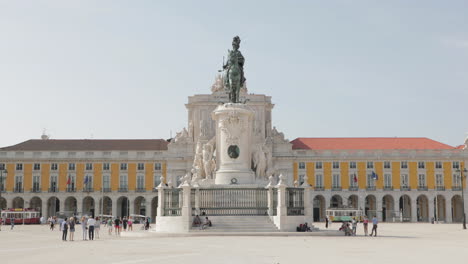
[192,141,205,178]
[252,144,267,179]
[202,144,216,179]
[222,36,246,103]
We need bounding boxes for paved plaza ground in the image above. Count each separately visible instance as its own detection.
[0,222,466,264]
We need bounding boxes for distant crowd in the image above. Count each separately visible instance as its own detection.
[45,215,151,241]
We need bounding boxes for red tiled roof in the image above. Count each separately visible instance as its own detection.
[0,139,169,151]
[291,138,456,150]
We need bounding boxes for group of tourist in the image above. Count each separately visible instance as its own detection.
[192,215,212,230]
[44,215,151,241]
[327,216,378,237]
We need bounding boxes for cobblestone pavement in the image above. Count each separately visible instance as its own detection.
[0,223,466,264]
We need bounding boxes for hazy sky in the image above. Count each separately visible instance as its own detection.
[1,0,467,148]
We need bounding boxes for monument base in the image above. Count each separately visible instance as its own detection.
[214,169,255,185]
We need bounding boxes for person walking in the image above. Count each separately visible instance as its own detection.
[122,217,128,231]
[81,216,88,240]
[61,219,68,241]
[363,216,369,236]
[114,217,121,236]
[370,216,378,237]
[49,217,55,231]
[94,217,100,239]
[69,217,75,241]
[107,218,113,235]
[325,216,329,228]
[127,217,133,231]
[352,218,358,236]
[10,217,15,230]
[87,216,96,240]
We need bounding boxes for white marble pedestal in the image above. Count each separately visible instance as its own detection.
[212,103,255,185]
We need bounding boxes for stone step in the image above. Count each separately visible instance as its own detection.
[190,216,279,232]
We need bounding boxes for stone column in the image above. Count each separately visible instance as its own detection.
[128,197,134,217]
[445,197,452,223]
[180,183,192,232]
[277,177,288,218]
[302,176,313,223]
[411,198,417,222]
[267,186,274,216]
[156,185,166,217]
[194,188,200,216]
[76,196,84,214]
[41,200,47,218]
[6,197,13,209]
[112,197,118,218]
[60,199,66,214]
[376,197,383,222]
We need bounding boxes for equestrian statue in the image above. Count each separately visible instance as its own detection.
[222,36,246,103]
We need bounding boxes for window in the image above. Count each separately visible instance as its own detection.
[137,163,145,171]
[367,162,373,169]
[332,174,340,188]
[103,163,110,171]
[435,162,442,169]
[315,162,322,169]
[453,161,460,169]
[349,173,358,187]
[298,175,305,185]
[0,174,5,191]
[120,163,127,171]
[154,175,161,188]
[33,163,41,171]
[16,163,23,171]
[315,174,323,187]
[384,174,392,188]
[349,162,356,169]
[401,174,409,187]
[384,161,391,169]
[119,174,128,188]
[33,175,40,192]
[367,173,375,187]
[154,163,162,171]
[50,163,58,171]
[436,174,444,187]
[102,175,110,190]
[68,163,75,171]
[418,161,425,169]
[50,175,58,191]
[418,174,426,187]
[84,175,93,189]
[298,162,305,170]
[453,174,462,187]
[85,163,93,171]
[15,175,23,191]
[137,174,145,189]
[0,163,4,170]
[401,161,408,169]
[332,162,339,169]
[68,175,76,190]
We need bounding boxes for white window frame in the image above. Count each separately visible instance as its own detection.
[119,174,128,189]
[435,174,444,187]
[315,162,323,170]
[332,162,340,169]
[418,174,426,187]
[136,174,145,189]
[401,174,409,187]
[102,174,110,189]
[315,174,323,188]
[332,174,340,188]
[384,173,392,188]
[401,161,408,169]
[298,162,305,170]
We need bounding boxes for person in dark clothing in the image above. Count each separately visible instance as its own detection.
[122,217,128,231]
[114,218,121,235]
[62,220,69,241]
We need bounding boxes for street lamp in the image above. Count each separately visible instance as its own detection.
[455,168,467,230]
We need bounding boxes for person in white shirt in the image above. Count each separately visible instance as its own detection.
[87,217,96,240]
